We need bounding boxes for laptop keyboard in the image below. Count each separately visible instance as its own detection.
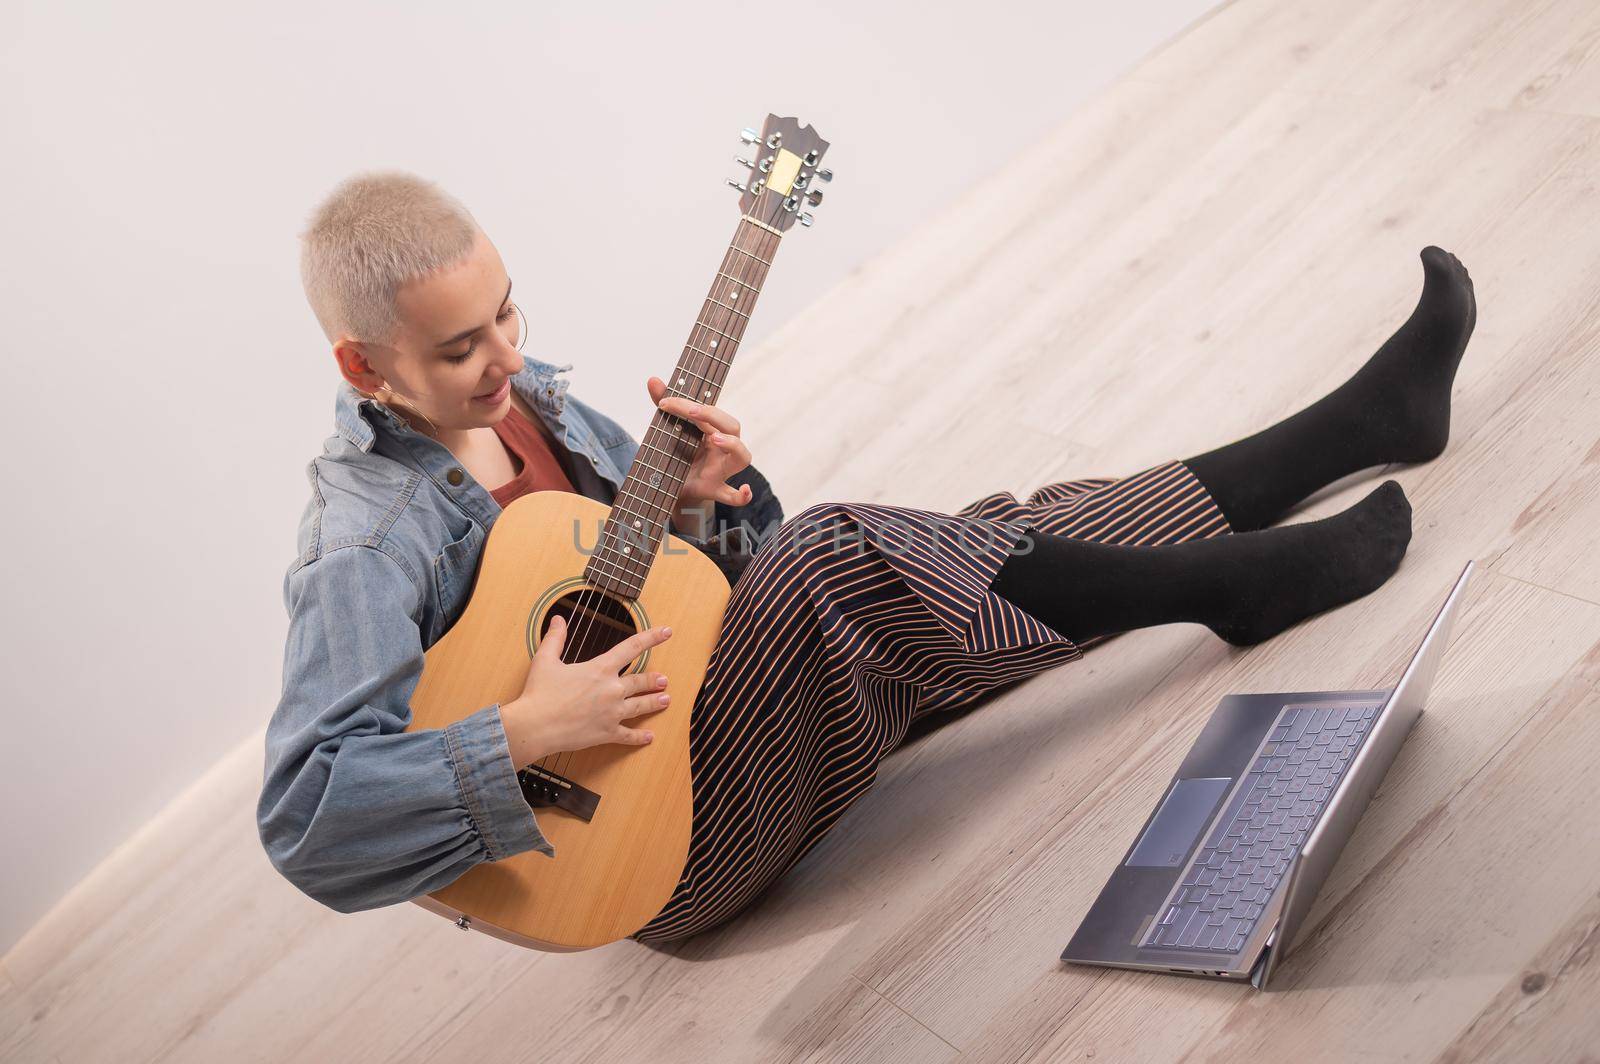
[1140,701,1380,954]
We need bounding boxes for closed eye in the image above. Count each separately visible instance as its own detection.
[445,304,517,364]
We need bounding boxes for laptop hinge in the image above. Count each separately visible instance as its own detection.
[1248,944,1271,989]
[1249,923,1278,989]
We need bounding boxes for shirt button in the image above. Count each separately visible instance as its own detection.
[545,386,554,396]
[446,468,465,486]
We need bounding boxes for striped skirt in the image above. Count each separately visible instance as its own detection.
[631,458,1233,942]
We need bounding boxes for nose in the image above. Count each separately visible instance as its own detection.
[494,333,522,374]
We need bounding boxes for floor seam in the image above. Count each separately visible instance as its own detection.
[850,973,964,1057]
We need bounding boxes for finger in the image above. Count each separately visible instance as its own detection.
[621,688,671,718]
[659,398,740,436]
[614,724,656,746]
[538,614,568,659]
[706,432,752,467]
[717,483,752,506]
[622,670,669,696]
[603,624,672,670]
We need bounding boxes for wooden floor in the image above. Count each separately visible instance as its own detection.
[8,0,1600,1059]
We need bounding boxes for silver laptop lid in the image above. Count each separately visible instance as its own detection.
[1252,559,1476,989]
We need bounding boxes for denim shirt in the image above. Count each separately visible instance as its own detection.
[257,353,783,914]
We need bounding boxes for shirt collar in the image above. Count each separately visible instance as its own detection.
[332,352,574,453]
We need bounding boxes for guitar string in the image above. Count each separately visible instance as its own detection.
[549,187,782,781]
[550,189,779,781]
[528,184,764,780]
[536,182,783,785]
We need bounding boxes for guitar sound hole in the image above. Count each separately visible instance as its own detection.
[539,589,641,673]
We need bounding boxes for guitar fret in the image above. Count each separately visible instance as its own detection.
[693,321,740,344]
[682,346,731,372]
[663,369,721,397]
[606,496,665,531]
[728,245,771,266]
[716,270,766,294]
[585,553,633,587]
[706,297,750,321]
[638,438,694,468]
[591,540,646,579]
[741,214,782,237]
[608,496,665,531]
[618,482,672,512]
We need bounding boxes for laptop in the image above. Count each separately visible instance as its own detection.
[1060,559,1475,990]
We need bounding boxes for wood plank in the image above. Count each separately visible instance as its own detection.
[1434,887,1600,1064]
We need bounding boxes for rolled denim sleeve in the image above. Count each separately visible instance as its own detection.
[257,543,553,914]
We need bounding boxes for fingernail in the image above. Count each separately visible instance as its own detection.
[661,626,672,635]
[644,732,655,741]
[658,693,670,705]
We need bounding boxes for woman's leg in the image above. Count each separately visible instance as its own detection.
[1184,246,1475,532]
[990,479,1412,646]
[986,248,1469,648]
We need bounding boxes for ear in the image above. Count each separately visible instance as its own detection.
[334,340,383,392]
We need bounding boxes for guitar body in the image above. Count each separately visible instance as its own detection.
[405,490,731,950]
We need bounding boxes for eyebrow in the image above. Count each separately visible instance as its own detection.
[434,279,514,349]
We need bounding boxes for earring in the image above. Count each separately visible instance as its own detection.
[368,381,440,437]
[513,301,529,352]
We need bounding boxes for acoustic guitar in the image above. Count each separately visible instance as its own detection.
[404,114,832,950]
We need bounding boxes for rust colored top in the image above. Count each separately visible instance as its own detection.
[487,401,578,507]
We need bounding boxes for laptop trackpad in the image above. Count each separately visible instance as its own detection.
[1125,777,1231,868]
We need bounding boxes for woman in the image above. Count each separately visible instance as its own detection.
[258,171,1474,944]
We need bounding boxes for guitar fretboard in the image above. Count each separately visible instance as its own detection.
[583,215,781,597]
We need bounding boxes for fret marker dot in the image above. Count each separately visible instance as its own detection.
[703,389,711,398]
[710,339,718,348]
[678,376,686,385]
[730,291,738,300]
[622,546,631,554]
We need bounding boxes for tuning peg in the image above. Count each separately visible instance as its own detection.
[798,212,815,228]
[816,168,833,183]
[726,178,748,192]
[734,155,755,168]
[806,189,823,206]
[740,127,760,144]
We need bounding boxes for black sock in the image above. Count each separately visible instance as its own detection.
[989,480,1412,646]
[1184,246,1476,532]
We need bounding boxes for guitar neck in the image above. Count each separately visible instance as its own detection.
[584,214,783,598]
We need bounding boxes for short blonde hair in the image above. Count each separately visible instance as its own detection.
[299,170,480,345]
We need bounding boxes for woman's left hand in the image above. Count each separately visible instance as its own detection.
[647,377,754,540]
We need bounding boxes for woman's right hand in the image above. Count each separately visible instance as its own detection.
[500,616,674,766]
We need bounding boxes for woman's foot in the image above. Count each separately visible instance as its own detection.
[1344,246,1477,462]
[1184,246,1475,532]
[1199,479,1413,646]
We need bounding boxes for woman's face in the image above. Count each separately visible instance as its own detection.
[334,227,525,435]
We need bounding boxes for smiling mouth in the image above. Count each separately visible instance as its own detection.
[476,380,510,400]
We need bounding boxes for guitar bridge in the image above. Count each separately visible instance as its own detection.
[518,765,601,821]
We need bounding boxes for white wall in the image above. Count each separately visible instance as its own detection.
[0,0,1218,955]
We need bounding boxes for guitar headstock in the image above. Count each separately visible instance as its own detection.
[727,114,832,232]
